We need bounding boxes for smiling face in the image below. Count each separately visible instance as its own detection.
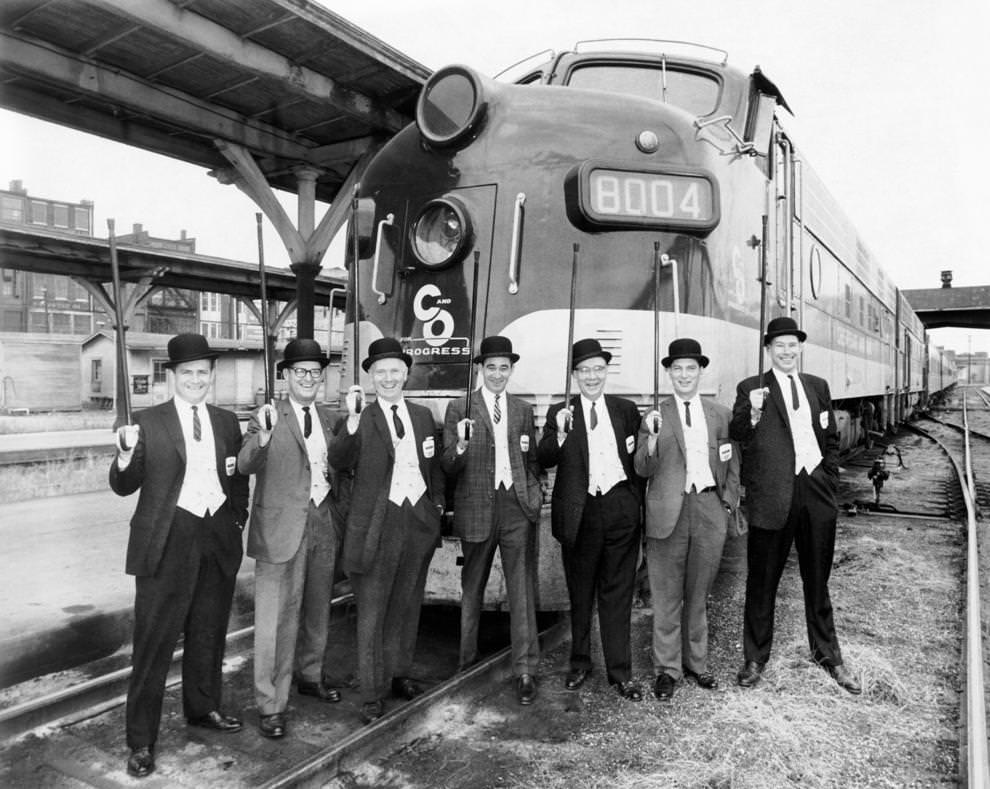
[573,356,608,401]
[171,359,214,405]
[286,362,324,405]
[370,357,408,403]
[768,335,802,374]
[481,356,514,395]
[667,358,702,399]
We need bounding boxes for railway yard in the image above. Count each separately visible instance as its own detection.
[0,386,986,787]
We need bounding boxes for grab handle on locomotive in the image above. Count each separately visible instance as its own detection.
[371,213,394,305]
[508,192,526,294]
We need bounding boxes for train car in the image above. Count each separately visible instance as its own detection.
[342,40,953,607]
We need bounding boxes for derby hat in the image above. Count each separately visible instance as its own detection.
[361,337,413,372]
[277,338,329,373]
[473,335,520,364]
[661,338,709,368]
[163,333,220,369]
[571,337,612,369]
[763,316,807,345]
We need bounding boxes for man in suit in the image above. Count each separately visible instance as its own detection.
[328,337,445,723]
[238,339,345,740]
[109,333,249,778]
[537,338,644,701]
[730,317,861,694]
[442,336,543,705]
[634,339,739,700]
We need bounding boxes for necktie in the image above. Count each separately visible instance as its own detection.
[391,404,405,439]
[590,401,598,430]
[683,400,692,427]
[493,393,502,424]
[192,405,201,442]
[788,374,800,410]
[302,405,312,438]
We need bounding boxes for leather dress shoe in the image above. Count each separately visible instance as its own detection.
[391,677,424,700]
[653,672,676,700]
[297,679,341,702]
[564,668,590,690]
[683,666,718,689]
[827,663,862,695]
[516,673,537,705]
[187,710,243,732]
[614,680,644,702]
[126,746,155,778]
[361,699,384,724]
[736,661,764,688]
[258,712,286,739]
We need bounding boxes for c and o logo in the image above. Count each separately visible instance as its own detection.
[413,284,455,347]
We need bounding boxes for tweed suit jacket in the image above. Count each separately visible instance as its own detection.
[537,394,642,549]
[109,399,249,577]
[238,398,348,564]
[441,391,543,540]
[729,371,840,531]
[633,396,740,540]
[328,398,445,576]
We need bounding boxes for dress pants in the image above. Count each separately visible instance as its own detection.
[253,498,339,715]
[127,505,239,750]
[646,489,727,679]
[561,482,641,685]
[350,498,437,703]
[459,485,539,676]
[743,467,843,666]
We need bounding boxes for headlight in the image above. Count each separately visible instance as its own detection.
[416,65,487,148]
[411,198,472,269]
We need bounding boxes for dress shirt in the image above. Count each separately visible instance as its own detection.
[481,388,513,490]
[581,395,627,496]
[289,398,331,505]
[173,398,226,517]
[771,368,823,474]
[385,398,427,506]
[677,395,716,493]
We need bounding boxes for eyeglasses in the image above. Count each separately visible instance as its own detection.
[575,365,607,376]
[290,367,324,380]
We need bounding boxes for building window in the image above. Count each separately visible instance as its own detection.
[1,268,15,297]
[91,359,102,384]
[73,206,91,234]
[30,200,47,225]
[153,359,168,384]
[73,314,92,334]
[1,195,24,223]
[53,204,69,228]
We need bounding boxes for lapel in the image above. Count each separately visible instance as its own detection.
[472,390,494,439]
[164,399,186,464]
[765,374,792,437]
[663,397,686,456]
[570,395,590,468]
[280,398,306,452]
[206,403,229,480]
[369,400,395,458]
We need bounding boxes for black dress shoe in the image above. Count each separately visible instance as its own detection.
[297,679,342,702]
[614,680,644,702]
[653,673,676,700]
[683,667,718,689]
[516,674,537,705]
[736,661,764,688]
[187,710,243,732]
[564,668,590,690]
[258,713,286,739]
[126,746,155,778]
[827,663,862,695]
[391,677,424,700]
[361,699,384,724]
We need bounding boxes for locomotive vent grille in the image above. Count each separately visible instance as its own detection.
[595,329,624,375]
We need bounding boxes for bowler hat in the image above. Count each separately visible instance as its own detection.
[571,337,612,368]
[763,316,807,345]
[661,338,709,368]
[473,335,520,364]
[361,337,413,372]
[163,333,220,369]
[277,338,329,373]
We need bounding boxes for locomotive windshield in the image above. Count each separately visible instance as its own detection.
[566,64,719,116]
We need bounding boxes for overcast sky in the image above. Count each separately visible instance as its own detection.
[1,0,987,354]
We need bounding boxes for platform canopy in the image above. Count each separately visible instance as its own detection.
[902,286,990,331]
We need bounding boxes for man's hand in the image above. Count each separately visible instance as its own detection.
[555,407,573,444]
[456,417,474,452]
[345,385,364,433]
[116,424,139,453]
[642,409,662,435]
[256,403,277,445]
[749,387,769,424]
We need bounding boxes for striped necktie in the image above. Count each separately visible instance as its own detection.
[493,393,502,424]
[192,405,201,441]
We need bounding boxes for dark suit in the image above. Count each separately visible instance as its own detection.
[730,371,844,667]
[537,395,642,684]
[328,398,444,703]
[442,392,543,675]
[109,399,249,750]
[634,396,739,678]
[238,399,346,715]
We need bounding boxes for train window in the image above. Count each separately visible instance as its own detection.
[844,283,852,319]
[809,247,823,299]
[1,195,23,222]
[566,65,719,116]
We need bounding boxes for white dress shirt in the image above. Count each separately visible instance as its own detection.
[481,388,513,490]
[385,398,427,506]
[677,395,716,493]
[289,398,331,505]
[771,368,823,474]
[173,398,226,517]
[581,395,627,496]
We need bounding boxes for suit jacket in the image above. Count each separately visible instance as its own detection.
[109,399,250,577]
[729,371,840,530]
[633,396,740,540]
[537,394,642,549]
[441,391,543,539]
[238,398,348,564]
[328,398,445,576]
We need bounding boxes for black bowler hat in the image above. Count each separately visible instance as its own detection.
[361,337,413,372]
[763,316,807,345]
[277,338,329,373]
[473,335,520,364]
[571,337,612,368]
[661,338,709,368]
[163,333,220,369]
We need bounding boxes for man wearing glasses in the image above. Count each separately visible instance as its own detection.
[538,338,644,702]
[239,339,346,740]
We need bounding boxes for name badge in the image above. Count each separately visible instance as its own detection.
[520,434,530,453]
[719,443,732,462]
[422,436,435,458]
[225,456,237,476]
[625,435,635,454]
[819,411,829,429]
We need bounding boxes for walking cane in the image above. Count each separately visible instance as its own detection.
[107,219,132,445]
[756,213,769,388]
[256,214,273,430]
[463,250,481,441]
[350,185,363,413]
[562,243,580,433]
[652,241,662,433]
